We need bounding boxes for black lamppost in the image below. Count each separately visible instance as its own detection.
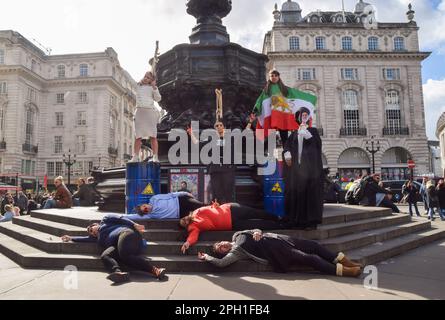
[366,136,381,174]
[63,149,76,190]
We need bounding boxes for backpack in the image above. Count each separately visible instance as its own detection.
[345,178,369,205]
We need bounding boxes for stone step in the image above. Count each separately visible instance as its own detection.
[347,227,445,266]
[320,219,432,252]
[0,231,280,272]
[28,205,392,229]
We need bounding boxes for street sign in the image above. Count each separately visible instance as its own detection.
[408,160,416,169]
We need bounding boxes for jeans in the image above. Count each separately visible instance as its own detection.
[440,209,445,220]
[43,199,57,209]
[288,238,338,275]
[178,195,205,218]
[380,198,400,213]
[73,198,81,207]
[100,229,154,274]
[230,203,282,231]
[408,202,420,217]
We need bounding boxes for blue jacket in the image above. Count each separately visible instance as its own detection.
[71,214,138,248]
[127,192,190,221]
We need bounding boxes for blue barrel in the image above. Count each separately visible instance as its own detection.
[263,161,286,217]
[126,162,161,214]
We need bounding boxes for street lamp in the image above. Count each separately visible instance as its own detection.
[366,136,380,174]
[63,149,76,190]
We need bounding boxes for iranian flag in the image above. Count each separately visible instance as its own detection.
[253,85,317,139]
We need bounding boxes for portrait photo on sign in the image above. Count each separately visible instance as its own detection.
[169,173,199,199]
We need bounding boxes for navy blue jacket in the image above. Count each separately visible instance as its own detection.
[71,214,137,248]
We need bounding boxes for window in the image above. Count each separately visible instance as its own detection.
[0,106,4,134]
[22,160,32,175]
[297,68,316,81]
[78,92,88,104]
[289,36,300,51]
[27,88,37,102]
[0,49,4,64]
[368,37,379,51]
[342,37,353,51]
[341,68,359,80]
[56,93,65,104]
[25,108,35,145]
[385,90,402,133]
[31,59,37,72]
[343,90,360,135]
[76,135,86,154]
[77,111,87,126]
[383,68,401,80]
[110,113,116,148]
[0,82,6,94]
[80,64,88,77]
[394,37,405,51]
[55,112,64,126]
[315,37,326,50]
[110,95,117,107]
[57,65,65,78]
[47,162,55,177]
[55,162,63,176]
[54,136,63,154]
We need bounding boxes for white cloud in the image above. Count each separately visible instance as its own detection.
[423,78,445,139]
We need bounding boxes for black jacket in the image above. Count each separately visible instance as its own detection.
[360,178,389,206]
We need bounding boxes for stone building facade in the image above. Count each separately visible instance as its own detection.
[0,30,136,190]
[263,0,430,181]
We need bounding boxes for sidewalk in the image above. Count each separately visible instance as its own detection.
[0,228,444,300]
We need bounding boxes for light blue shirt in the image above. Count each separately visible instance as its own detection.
[0,211,14,223]
[126,192,190,221]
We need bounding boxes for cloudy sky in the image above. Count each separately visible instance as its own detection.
[1,0,444,139]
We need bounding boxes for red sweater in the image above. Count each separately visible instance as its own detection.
[186,204,232,246]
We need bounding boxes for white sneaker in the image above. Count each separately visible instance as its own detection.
[150,154,160,163]
[129,155,140,163]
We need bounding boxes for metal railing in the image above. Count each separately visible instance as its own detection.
[340,127,367,136]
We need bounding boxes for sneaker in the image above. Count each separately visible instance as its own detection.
[129,155,140,163]
[107,271,130,284]
[151,267,167,280]
[150,154,160,163]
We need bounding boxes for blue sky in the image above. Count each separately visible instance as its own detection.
[0,0,444,139]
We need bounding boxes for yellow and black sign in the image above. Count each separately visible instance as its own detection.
[271,182,283,193]
[142,183,155,195]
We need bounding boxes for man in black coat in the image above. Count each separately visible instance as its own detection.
[359,175,400,213]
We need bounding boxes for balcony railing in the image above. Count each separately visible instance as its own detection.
[0,140,6,151]
[340,127,367,137]
[108,147,118,156]
[383,127,410,136]
[22,144,38,154]
[123,154,132,161]
[317,128,324,136]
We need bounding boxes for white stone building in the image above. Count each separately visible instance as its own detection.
[436,113,445,177]
[263,0,430,181]
[0,30,136,190]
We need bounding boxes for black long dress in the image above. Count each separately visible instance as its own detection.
[283,127,324,228]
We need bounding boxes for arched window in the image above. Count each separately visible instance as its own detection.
[57,65,65,78]
[289,36,300,51]
[394,37,405,51]
[368,37,379,51]
[342,36,353,51]
[385,90,402,134]
[342,90,360,135]
[315,37,326,50]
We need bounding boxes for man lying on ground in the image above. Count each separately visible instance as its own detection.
[61,214,166,284]
[128,192,205,221]
[198,229,363,277]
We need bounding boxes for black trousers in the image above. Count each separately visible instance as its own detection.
[230,203,282,231]
[178,195,205,218]
[380,198,400,213]
[288,238,337,275]
[100,229,153,274]
[210,168,235,204]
